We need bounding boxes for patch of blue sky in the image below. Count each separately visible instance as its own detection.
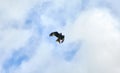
[45,1,82,26]
[26,36,41,49]
[39,0,82,27]
[81,0,89,10]
[23,1,54,34]
[46,9,66,26]
[53,41,81,62]
[63,42,81,61]
[25,12,41,27]
[100,0,120,18]
[2,32,43,72]
[63,48,79,61]
[25,1,52,25]
[24,11,43,35]
[24,0,83,33]
[3,49,29,71]
[3,42,40,73]
[38,2,65,27]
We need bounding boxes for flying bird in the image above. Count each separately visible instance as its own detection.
[49,31,65,43]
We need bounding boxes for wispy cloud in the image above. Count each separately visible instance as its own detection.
[0,0,120,73]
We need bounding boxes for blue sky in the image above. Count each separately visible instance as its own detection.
[0,0,120,73]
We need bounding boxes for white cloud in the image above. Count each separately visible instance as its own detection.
[104,0,120,16]
[0,28,33,72]
[0,0,42,29]
[0,0,42,71]
[11,8,120,73]
[63,8,120,73]
[0,0,120,73]
[26,8,120,73]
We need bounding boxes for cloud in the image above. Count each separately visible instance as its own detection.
[41,8,120,73]
[65,8,120,73]
[0,28,32,67]
[0,0,120,73]
[12,8,120,73]
[0,0,43,29]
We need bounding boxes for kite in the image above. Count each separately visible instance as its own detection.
[49,31,65,43]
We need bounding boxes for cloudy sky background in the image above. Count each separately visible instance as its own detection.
[0,0,120,73]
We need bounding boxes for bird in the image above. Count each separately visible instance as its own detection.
[49,31,65,43]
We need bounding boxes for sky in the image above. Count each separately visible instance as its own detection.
[0,0,120,73]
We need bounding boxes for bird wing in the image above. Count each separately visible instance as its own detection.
[49,32,59,37]
[49,32,54,36]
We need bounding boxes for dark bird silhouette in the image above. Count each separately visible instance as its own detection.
[49,31,65,43]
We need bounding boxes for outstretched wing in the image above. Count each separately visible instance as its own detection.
[49,32,59,37]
